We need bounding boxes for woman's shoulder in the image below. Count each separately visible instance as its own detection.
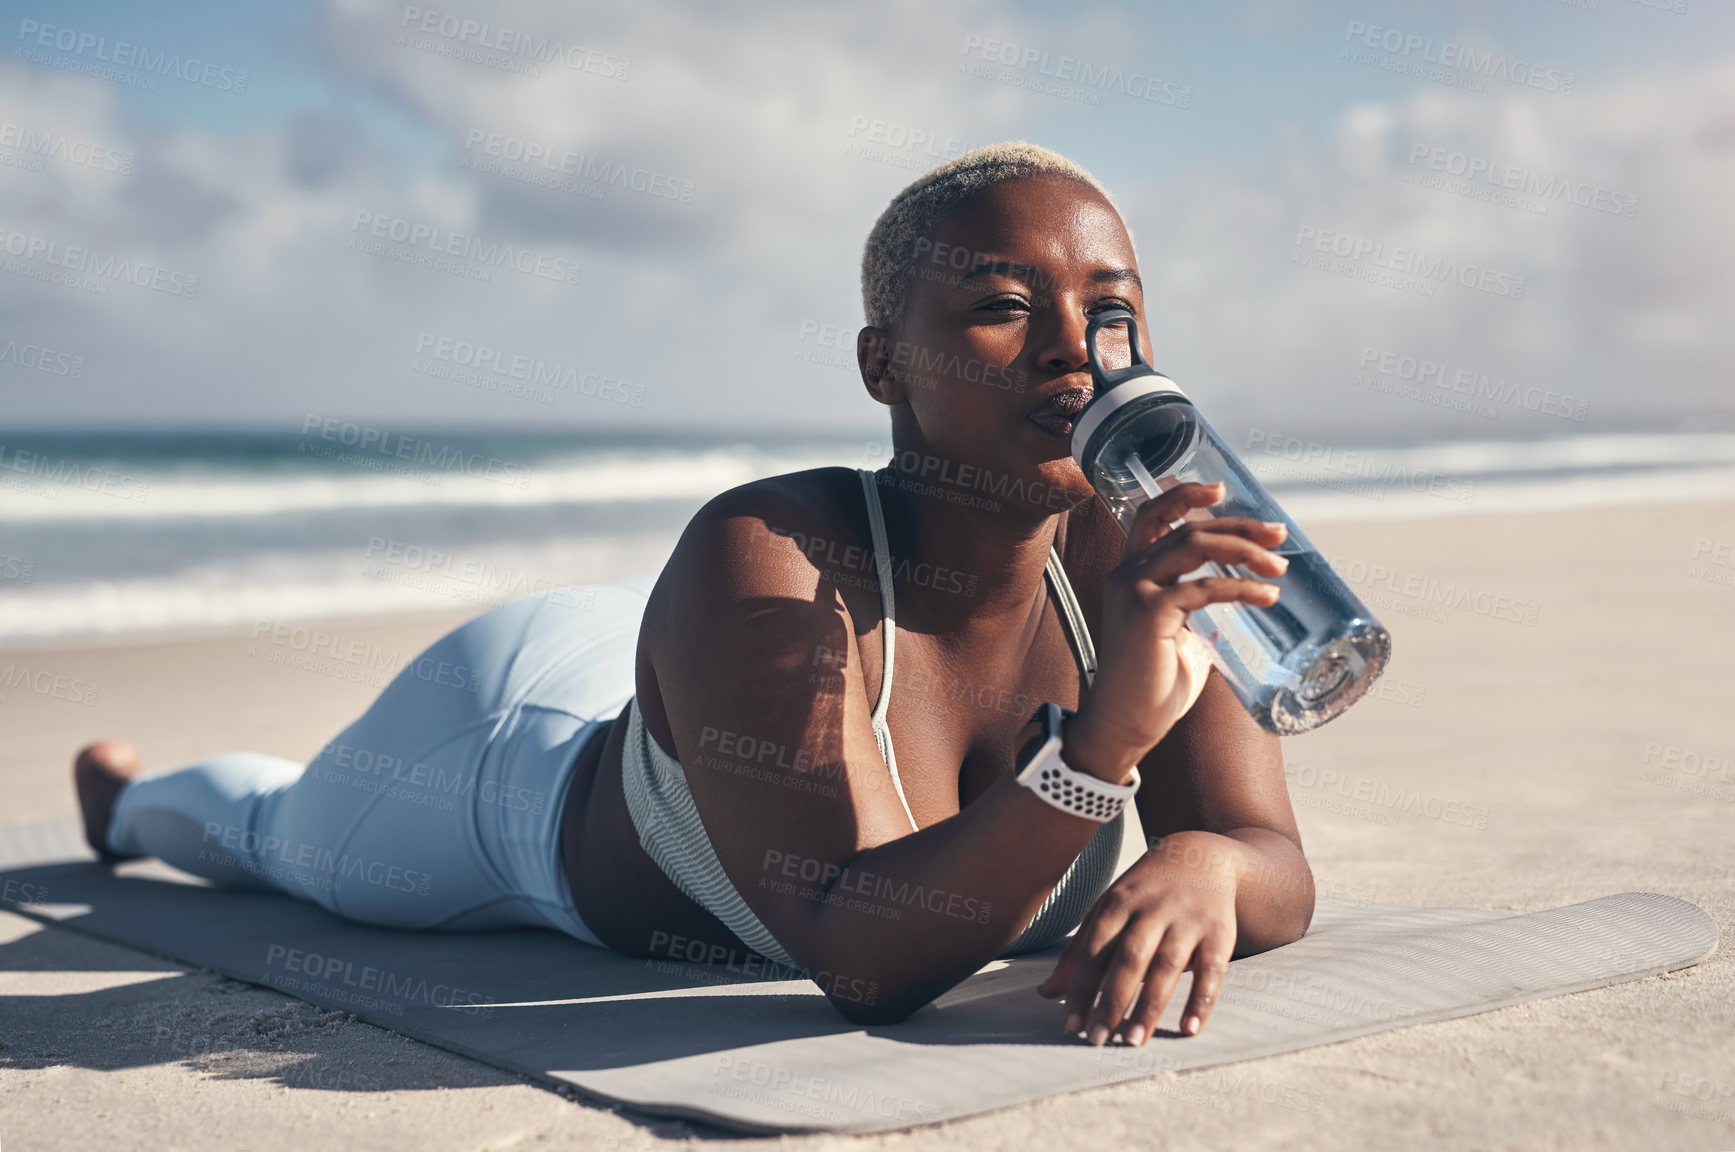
[699,464,865,531]
[650,465,876,609]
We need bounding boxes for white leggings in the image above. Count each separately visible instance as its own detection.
[105,578,655,948]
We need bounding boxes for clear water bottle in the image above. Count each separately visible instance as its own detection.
[1070,309,1391,735]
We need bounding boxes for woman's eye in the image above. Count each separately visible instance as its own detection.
[1087,299,1133,316]
[981,296,1030,312]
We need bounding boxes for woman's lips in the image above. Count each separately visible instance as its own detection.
[1027,387,1093,437]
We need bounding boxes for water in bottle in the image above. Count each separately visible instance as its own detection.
[1069,309,1391,734]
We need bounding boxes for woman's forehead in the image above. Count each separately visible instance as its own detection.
[926,175,1134,271]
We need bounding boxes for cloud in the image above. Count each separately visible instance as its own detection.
[1119,51,1735,438]
[0,1,1730,442]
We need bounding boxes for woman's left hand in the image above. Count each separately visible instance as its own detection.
[1036,831,1238,1046]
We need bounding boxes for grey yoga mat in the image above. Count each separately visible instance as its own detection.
[0,817,1717,1135]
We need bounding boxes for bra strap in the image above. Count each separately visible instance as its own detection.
[857,469,918,831]
[1043,548,1098,687]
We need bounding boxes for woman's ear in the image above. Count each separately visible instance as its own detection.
[857,326,906,407]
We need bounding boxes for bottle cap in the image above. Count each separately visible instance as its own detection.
[1071,308,1189,472]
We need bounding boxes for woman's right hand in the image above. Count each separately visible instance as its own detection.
[1061,482,1288,782]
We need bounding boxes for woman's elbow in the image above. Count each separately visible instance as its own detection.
[1235,885,1315,956]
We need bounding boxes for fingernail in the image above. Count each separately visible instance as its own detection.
[1087,1024,1109,1047]
[1063,1013,1082,1034]
[1184,1015,1201,1036]
[1273,555,1289,571]
[1124,1023,1146,1046]
[1263,521,1284,531]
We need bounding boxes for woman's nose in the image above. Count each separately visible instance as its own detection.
[1034,304,1091,374]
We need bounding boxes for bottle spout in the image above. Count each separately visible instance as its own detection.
[1085,308,1159,392]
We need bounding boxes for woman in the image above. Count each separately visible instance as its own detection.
[74,142,1312,1049]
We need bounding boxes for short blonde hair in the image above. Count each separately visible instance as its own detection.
[859,141,1130,330]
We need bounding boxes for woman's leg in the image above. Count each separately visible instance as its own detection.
[105,750,321,895]
[85,579,649,942]
[97,598,549,925]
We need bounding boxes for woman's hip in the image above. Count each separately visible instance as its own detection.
[287,578,651,931]
[349,577,653,739]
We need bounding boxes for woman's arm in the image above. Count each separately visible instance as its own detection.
[642,478,1101,1022]
[1037,487,1314,1045]
[1135,670,1314,953]
[640,474,1287,1024]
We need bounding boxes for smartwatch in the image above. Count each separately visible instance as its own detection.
[1014,702,1139,823]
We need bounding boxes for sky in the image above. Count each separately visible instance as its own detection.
[1,0,1732,441]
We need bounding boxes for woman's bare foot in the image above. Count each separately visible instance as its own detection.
[74,740,144,859]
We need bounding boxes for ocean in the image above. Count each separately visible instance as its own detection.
[1,428,1731,649]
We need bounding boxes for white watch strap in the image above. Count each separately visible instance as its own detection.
[1015,703,1139,823]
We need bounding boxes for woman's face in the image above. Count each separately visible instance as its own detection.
[862,173,1147,513]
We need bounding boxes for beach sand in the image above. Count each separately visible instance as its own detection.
[2,500,1733,1151]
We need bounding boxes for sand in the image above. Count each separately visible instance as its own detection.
[2,500,1733,1151]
